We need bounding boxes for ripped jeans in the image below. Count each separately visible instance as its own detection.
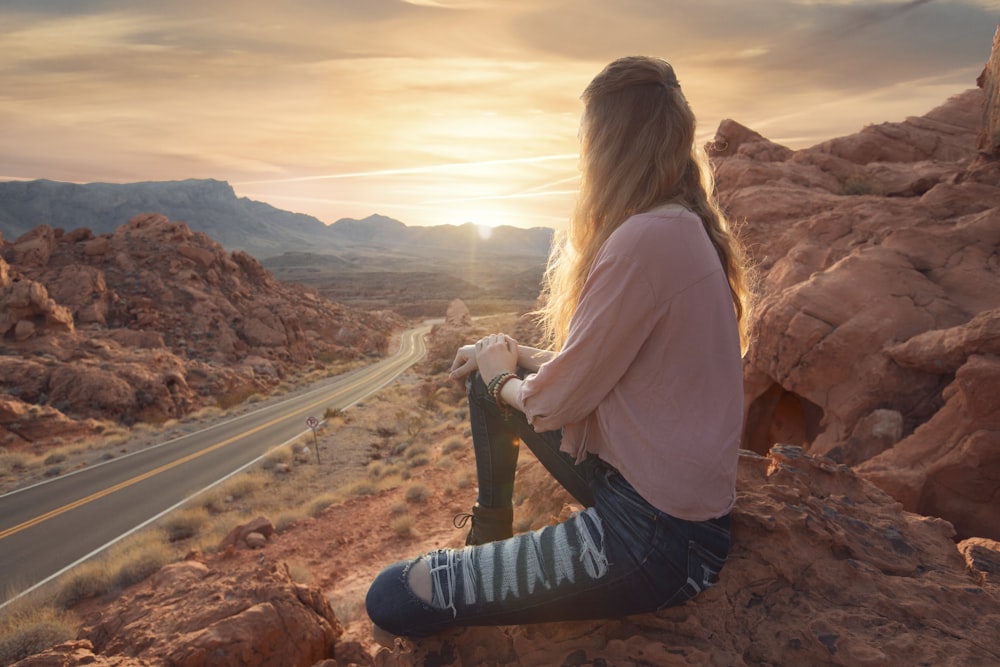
[365,372,731,637]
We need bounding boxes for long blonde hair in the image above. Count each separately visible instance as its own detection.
[536,56,751,351]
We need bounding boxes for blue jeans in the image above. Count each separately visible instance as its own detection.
[365,372,731,636]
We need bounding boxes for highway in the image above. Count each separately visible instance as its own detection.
[0,324,429,606]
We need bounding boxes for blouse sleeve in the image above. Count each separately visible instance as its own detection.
[518,248,658,432]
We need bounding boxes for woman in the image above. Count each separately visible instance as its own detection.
[365,55,751,641]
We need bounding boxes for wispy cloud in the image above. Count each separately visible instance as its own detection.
[0,0,995,229]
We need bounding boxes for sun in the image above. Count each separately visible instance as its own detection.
[446,204,515,236]
[475,223,493,240]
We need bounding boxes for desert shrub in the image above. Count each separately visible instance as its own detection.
[261,446,293,471]
[218,470,268,501]
[367,461,387,479]
[162,507,209,542]
[309,492,339,516]
[390,502,409,516]
[42,452,67,465]
[390,514,415,538]
[274,509,307,532]
[111,540,172,592]
[324,407,342,420]
[408,455,430,468]
[0,604,75,666]
[441,436,465,455]
[405,484,431,504]
[55,560,112,608]
[404,443,430,460]
[0,449,31,474]
[216,385,260,410]
[452,469,475,490]
[345,479,378,497]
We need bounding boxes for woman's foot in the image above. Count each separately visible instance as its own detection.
[453,503,514,545]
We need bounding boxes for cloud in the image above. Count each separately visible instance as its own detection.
[0,0,996,228]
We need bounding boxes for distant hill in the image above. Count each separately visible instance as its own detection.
[0,178,554,262]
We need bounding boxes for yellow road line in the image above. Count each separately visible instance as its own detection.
[0,368,388,541]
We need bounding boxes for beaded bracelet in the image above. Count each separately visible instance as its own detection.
[487,371,518,418]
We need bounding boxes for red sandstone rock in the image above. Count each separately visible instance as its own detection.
[727,39,1000,541]
[42,560,342,667]
[0,213,400,449]
[220,516,276,551]
[371,448,1000,666]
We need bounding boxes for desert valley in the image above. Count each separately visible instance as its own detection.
[0,28,999,667]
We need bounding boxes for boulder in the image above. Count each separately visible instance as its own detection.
[71,559,341,667]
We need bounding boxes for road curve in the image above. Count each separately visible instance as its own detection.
[0,324,430,606]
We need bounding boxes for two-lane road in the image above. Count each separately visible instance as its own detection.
[0,324,429,606]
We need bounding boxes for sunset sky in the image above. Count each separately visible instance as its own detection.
[1,1,997,231]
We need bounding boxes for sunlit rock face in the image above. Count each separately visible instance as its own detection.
[0,213,400,449]
[714,71,1000,541]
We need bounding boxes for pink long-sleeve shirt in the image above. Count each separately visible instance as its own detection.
[518,205,743,521]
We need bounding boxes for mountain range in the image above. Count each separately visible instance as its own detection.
[0,178,553,262]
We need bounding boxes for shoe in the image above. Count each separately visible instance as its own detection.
[453,503,514,545]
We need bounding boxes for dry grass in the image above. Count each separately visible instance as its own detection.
[404,483,431,504]
[54,531,176,609]
[0,600,76,666]
[390,513,416,539]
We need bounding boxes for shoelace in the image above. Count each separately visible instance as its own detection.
[453,512,473,529]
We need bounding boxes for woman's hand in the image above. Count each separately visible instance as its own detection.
[475,333,519,381]
[449,344,478,382]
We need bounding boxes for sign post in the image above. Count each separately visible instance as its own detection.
[305,416,321,464]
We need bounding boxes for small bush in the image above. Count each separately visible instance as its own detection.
[0,450,31,473]
[42,452,67,465]
[441,436,465,455]
[0,605,76,666]
[218,470,268,501]
[345,480,378,497]
[390,502,409,516]
[162,507,209,542]
[309,492,339,516]
[55,560,111,608]
[404,443,430,460]
[261,446,293,471]
[405,484,431,504]
[217,385,260,410]
[390,514,415,538]
[409,455,431,468]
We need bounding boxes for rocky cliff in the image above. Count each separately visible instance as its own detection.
[0,213,399,451]
[719,77,1000,543]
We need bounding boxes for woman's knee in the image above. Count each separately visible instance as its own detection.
[365,560,411,635]
[365,558,446,637]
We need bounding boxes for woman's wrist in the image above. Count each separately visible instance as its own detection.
[498,377,523,414]
[485,371,521,418]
